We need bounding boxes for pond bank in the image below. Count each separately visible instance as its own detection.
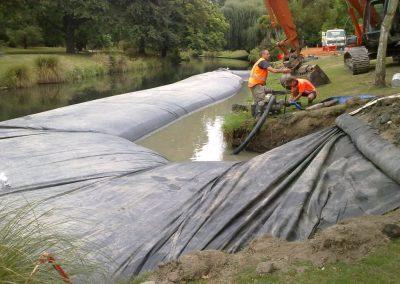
[0,52,161,89]
[225,102,358,153]
[0,58,250,122]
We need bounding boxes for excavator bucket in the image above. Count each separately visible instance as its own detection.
[302,65,331,87]
[280,64,331,89]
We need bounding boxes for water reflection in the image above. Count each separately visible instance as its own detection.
[138,85,257,162]
[1,58,254,162]
[0,58,249,122]
[192,117,225,161]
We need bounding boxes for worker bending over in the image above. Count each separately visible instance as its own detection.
[248,50,291,116]
[287,77,317,106]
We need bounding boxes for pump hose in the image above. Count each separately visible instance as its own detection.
[232,95,276,155]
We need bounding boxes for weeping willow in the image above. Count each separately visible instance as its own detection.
[221,0,265,51]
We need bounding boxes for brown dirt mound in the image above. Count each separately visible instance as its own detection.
[357,97,400,146]
[301,47,339,57]
[154,210,400,283]
[229,96,400,153]
[229,101,362,153]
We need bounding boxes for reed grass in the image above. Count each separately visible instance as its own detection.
[2,65,34,88]
[0,203,105,283]
[0,53,162,89]
[35,56,66,84]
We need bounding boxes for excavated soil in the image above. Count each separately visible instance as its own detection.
[229,97,400,153]
[357,97,400,147]
[154,210,400,283]
[228,102,355,153]
[150,97,400,283]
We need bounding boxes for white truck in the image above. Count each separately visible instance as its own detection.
[322,29,346,50]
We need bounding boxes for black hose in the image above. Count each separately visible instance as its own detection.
[232,95,276,155]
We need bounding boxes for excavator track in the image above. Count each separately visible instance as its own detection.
[344,46,370,75]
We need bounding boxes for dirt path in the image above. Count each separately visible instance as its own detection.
[301,47,340,57]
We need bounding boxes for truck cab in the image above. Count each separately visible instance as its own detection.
[322,29,347,50]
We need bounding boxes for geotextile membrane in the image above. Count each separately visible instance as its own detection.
[0,71,399,277]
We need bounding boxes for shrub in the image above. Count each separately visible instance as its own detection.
[248,47,261,64]
[88,34,113,50]
[35,56,65,84]
[3,65,34,88]
[92,53,111,68]
[203,51,219,58]
[35,56,59,69]
[110,54,130,74]
[6,26,43,49]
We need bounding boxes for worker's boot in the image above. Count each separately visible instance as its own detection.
[254,102,265,120]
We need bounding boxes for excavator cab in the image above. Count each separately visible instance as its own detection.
[345,0,400,74]
[364,0,400,51]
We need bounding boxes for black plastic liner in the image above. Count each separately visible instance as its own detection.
[0,72,399,278]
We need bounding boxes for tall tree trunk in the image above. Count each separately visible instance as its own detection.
[161,47,168,57]
[64,15,76,54]
[138,37,146,55]
[374,0,399,86]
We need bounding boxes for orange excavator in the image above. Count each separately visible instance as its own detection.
[264,0,400,75]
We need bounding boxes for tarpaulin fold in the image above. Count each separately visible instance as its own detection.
[0,71,399,277]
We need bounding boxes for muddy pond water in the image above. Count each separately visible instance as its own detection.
[0,58,257,161]
[137,84,257,161]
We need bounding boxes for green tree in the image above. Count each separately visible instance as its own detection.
[121,0,228,56]
[41,0,109,53]
[222,0,265,51]
[0,0,42,46]
[180,0,229,52]
[288,0,350,46]
[6,26,43,49]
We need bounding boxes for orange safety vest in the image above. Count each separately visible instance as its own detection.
[248,58,269,88]
[293,78,316,94]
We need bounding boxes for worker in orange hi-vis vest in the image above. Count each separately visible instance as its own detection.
[248,50,291,104]
[287,76,318,106]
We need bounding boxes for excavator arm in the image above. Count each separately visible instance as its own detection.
[263,0,393,77]
[263,0,378,52]
[264,0,300,57]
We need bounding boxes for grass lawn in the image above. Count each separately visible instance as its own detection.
[267,55,400,103]
[0,46,65,54]
[223,55,400,140]
[0,54,101,79]
[131,239,400,283]
[234,239,400,284]
[0,48,161,88]
[202,50,250,60]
